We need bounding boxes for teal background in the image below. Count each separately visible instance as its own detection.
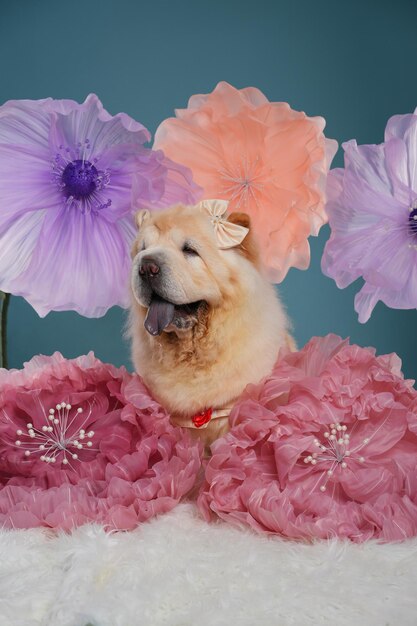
[0,0,416,378]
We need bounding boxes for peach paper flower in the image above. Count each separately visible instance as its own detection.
[154,82,338,281]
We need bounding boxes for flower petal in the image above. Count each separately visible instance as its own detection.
[0,99,51,147]
[12,208,132,317]
[385,113,417,190]
[50,93,150,156]
[0,209,46,290]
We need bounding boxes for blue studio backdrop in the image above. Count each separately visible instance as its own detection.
[0,0,416,379]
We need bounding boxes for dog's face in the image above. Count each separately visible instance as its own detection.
[130,204,256,336]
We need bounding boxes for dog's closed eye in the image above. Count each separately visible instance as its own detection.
[182,243,199,257]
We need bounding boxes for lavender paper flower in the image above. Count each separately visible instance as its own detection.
[322,110,417,322]
[0,94,200,317]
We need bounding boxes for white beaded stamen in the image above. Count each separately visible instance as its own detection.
[14,402,95,466]
[303,422,368,492]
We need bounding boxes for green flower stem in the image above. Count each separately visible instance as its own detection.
[0,291,10,369]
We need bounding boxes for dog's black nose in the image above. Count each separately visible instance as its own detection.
[139,258,160,278]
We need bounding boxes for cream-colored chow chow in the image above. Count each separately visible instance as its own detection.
[128,202,294,447]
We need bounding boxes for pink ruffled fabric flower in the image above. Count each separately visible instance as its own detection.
[154,81,338,282]
[198,335,417,542]
[0,353,201,530]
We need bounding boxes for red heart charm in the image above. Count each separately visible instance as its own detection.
[192,408,213,428]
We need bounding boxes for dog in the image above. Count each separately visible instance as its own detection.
[129,200,294,449]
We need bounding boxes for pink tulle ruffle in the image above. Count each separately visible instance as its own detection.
[198,335,417,542]
[2,338,417,542]
[0,353,202,530]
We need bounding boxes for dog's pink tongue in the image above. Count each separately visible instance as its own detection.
[144,295,175,336]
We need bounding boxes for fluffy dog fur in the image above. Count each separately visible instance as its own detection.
[128,203,294,445]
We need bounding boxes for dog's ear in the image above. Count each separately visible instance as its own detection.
[227,212,260,266]
[131,209,150,259]
[135,209,150,230]
[227,211,251,230]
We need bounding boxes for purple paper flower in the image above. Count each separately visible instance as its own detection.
[322,110,417,322]
[0,94,200,317]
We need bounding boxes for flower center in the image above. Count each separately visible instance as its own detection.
[218,157,264,209]
[52,141,112,214]
[303,422,366,492]
[408,207,417,236]
[15,402,95,466]
[61,159,99,200]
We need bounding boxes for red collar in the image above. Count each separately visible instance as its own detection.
[191,408,213,428]
[173,407,232,430]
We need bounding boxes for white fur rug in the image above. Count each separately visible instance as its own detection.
[1,504,416,626]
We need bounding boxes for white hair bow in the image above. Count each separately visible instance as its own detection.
[197,199,249,249]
